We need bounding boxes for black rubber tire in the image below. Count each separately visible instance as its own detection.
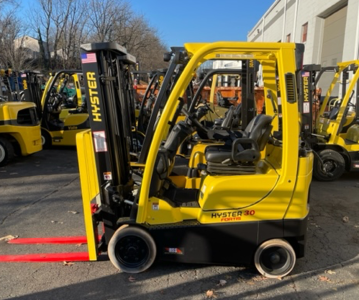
[41,129,52,149]
[108,225,156,273]
[0,137,15,167]
[313,149,345,181]
[254,239,296,279]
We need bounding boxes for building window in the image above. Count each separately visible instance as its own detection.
[286,34,291,42]
[301,23,308,42]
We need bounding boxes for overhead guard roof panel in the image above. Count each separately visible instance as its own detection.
[184,41,301,61]
[81,42,128,55]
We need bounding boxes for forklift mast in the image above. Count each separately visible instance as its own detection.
[1,70,13,101]
[22,71,43,119]
[137,68,167,134]
[241,59,258,128]
[80,42,136,213]
[299,64,321,142]
[137,47,189,164]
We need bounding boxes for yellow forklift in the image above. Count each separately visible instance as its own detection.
[76,41,312,279]
[25,70,89,147]
[302,61,359,181]
[0,70,42,166]
[0,97,42,166]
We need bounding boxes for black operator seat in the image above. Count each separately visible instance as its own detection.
[206,103,242,140]
[204,114,273,175]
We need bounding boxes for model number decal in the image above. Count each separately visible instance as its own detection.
[211,210,255,222]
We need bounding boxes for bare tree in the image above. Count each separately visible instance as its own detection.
[5,0,169,71]
[114,15,169,71]
[86,0,132,43]
[31,0,75,70]
[58,0,89,69]
[0,21,34,70]
[0,2,33,70]
[85,0,168,71]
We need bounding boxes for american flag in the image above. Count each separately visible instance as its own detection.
[302,71,309,77]
[81,53,97,64]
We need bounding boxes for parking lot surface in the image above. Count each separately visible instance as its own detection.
[1,148,359,299]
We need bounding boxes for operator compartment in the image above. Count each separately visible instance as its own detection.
[144,44,307,223]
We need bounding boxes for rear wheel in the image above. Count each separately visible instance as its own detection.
[0,137,15,167]
[108,226,156,273]
[313,149,345,181]
[254,239,296,279]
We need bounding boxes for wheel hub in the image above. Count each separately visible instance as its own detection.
[269,253,281,264]
[323,160,335,172]
[261,248,289,271]
[116,236,148,267]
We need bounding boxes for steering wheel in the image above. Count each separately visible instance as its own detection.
[328,98,341,110]
[181,105,209,136]
[49,93,64,113]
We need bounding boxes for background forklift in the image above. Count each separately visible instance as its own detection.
[301,61,359,181]
[77,41,312,279]
[22,70,89,147]
[0,96,42,166]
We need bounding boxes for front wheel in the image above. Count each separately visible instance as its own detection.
[41,129,52,149]
[254,239,296,279]
[108,226,156,273]
[0,137,15,167]
[313,149,345,181]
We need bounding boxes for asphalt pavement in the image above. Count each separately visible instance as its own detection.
[0,147,359,300]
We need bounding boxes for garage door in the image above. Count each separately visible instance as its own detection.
[319,6,347,97]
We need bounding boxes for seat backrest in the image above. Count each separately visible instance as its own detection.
[220,105,235,129]
[243,114,273,151]
[328,107,339,120]
[231,103,242,129]
[217,103,242,130]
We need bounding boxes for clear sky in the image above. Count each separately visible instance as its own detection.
[16,0,275,47]
[130,0,275,47]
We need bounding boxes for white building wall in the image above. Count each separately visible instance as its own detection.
[343,0,359,60]
[14,36,40,52]
[284,0,296,41]
[264,0,284,42]
[321,6,347,67]
[248,0,359,64]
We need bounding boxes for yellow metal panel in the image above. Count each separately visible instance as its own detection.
[198,172,278,211]
[169,175,186,188]
[276,47,300,188]
[8,126,42,155]
[146,198,183,224]
[76,130,99,261]
[63,114,88,126]
[284,154,313,219]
